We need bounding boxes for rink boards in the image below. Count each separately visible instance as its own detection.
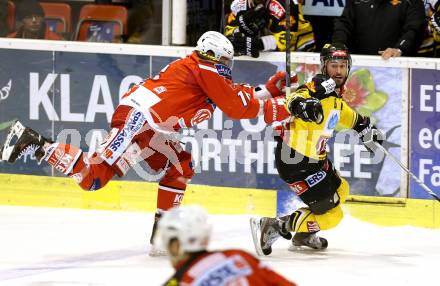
[0,39,439,227]
[0,173,438,228]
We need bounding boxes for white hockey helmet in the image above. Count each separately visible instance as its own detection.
[196,31,234,68]
[154,205,212,253]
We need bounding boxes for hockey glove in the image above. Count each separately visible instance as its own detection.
[308,74,337,98]
[354,116,384,152]
[230,32,262,58]
[288,97,323,124]
[263,97,290,124]
[236,4,267,37]
[265,71,298,98]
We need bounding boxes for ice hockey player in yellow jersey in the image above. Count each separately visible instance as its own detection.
[250,43,384,255]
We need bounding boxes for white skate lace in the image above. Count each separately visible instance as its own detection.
[262,223,280,249]
[266,229,280,245]
[306,234,322,247]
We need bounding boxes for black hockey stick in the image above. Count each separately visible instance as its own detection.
[285,0,291,96]
[375,143,440,202]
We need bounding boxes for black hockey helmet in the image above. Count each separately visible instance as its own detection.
[320,43,352,76]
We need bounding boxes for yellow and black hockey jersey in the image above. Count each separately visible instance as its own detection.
[225,0,315,52]
[284,82,359,161]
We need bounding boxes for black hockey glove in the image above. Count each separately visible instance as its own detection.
[230,32,263,58]
[288,97,324,124]
[354,116,384,152]
[236,4,267,37]
[309,74,337,98]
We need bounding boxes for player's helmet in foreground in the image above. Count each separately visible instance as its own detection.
[320,43,352,77]
[196,31,234,68]
[154,205,212,253]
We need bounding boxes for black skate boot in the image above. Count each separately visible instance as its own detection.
[291,232,328,250]
[258,217,292,256]
[148,212,167,257]
[0,121,51,163]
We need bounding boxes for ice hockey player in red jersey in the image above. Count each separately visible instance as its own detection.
[0,31,291,256]
[155,205,297,286]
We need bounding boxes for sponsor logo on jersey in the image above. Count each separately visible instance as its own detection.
[194,256,251,286]
[173,194,183,206]
[214,64,232,79]
[305,170,326,188]
[316,136,329,155]
[268,0,285,20]
[115,157,130,175]
[190,109,212,126]
[47,148,76,174]
[323,109,340,136]
[153,86,167,94]
[105,111,145,164]
[289,181,309,195]
[103,149,113,159]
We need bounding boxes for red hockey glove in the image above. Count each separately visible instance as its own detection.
[265,71,298,98]
[263,97,290,124]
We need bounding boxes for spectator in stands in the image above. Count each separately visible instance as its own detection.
[0,0,8,37]
[332,0,426,59]
[125,0,156,44]
[224,0,315,58]
[427,0,440,57]
[7,0,62,40]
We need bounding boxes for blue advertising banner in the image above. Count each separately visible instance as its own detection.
[0,48,406,207]
[410,69,440,200]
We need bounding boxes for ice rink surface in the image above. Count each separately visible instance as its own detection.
[0,205,438,286]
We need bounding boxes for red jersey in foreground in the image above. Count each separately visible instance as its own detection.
[163,249,296,286]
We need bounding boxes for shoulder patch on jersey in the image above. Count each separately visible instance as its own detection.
[214,64,232,79]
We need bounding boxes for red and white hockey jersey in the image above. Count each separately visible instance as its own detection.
[120,52,261,133]
[163,249,297,286]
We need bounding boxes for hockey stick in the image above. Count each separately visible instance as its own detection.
[375,143,440,202]
[285,0,291,97]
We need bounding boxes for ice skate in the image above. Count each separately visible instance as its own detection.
[0,121,50,163]
[148,212,167,257]
[148,244,168,257]
[250,217,292,256]
[289,232,328,251]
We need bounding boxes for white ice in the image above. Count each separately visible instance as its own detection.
[0,205,439,286]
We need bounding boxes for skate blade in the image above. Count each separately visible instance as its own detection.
[148,245,168,257]
[1,121,25,162]
[249,217,264,257]
[287,245,326,252]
